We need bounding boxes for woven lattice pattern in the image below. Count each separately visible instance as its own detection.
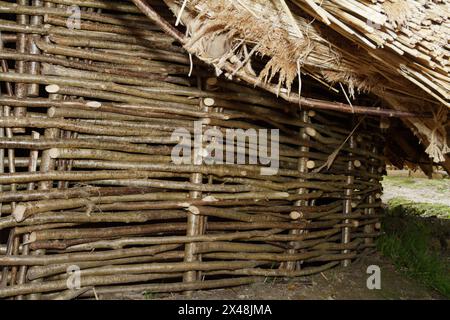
[0,0,385,299]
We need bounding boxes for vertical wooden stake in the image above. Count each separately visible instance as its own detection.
[284,110,310,271]
[364,145,377,246]
[342,134,356,267]
[183,75,207,293]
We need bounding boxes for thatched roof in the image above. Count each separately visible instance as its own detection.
[134,0,449,165]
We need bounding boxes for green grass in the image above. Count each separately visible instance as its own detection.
[377,203,450,298]
[388,197,450,219]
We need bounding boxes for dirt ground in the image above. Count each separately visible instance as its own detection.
[382,174,450,207]
[128,254,442,300]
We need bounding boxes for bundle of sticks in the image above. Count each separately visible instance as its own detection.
[0,0,386,299]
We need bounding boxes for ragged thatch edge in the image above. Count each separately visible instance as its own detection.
[162,0,449,163]
[173,0,328,96]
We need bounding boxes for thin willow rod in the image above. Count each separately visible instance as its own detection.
[288,235,342,250]
[0,170,207,186]
[62,206,262,222]
[78,277,259,299]
[44,14,170,38]
[0,117,170,136]
[49,148,172,162]
[202,250,346,262]
[251,228,340,242]
[75,199,291,214]
[0,138,171,155]
[309,252,359,263]
[50,287,93,300]
[0,72,198,106]
[0,244,181,266]
[0,271,200,299]
[27,252,186,281]
[311,239,362,251]
[0,96,230,120]
[49,107,162,122]
[14,223,79,235]
[186,206,282,223]
[0,50,190,85]
[0,2,170,33]
[0,186,156,203]
[97,48,190,66]
[22,218,330,242]
[0,20,179,51]
[29,237,108,251]
[11,199,184,222]
[29,222,191,241]
[292,205,344,221]
[208,220,347,232]
[35,39,188,72]
[317,213,384,222]
[237,200,342,214]
[42,63,204,91]
[77,118,195,133]
[1,189,287,211]
[63,230,279,251]
[88,178,285,194]
[46,0,142,13]
[43,85,200,111]
[47,261,267,280]
[208,261,340,278]
[193,241,284,254]
[49,107,193,124]
[50,37,189,64]
[220,177,347,192]
[69,160,290,183]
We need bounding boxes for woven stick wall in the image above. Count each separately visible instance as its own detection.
[0,0,385,299]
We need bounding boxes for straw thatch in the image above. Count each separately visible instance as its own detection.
[152,0,449,165]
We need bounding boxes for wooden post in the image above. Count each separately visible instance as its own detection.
[284,110,310,271]
[364,145,377,247]
[183,75,207,292]
[342,134,356,267]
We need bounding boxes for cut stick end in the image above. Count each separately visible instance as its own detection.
[48,148,60,159]
[29,232,37,243]
[86,101,102,108]
[306,160,316,169]
[187,205,200,215]
[202,196,218,202]
[204,98,215,107]
[45,84,60,94]
[13,204,27,222]
[307,110,316,117]
[290,211,302,220]
[48,107,56,118]
[305,127,316,137]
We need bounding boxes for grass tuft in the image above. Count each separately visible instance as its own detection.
[378,202,450,298]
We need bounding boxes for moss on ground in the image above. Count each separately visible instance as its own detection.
[387,197,450,219]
